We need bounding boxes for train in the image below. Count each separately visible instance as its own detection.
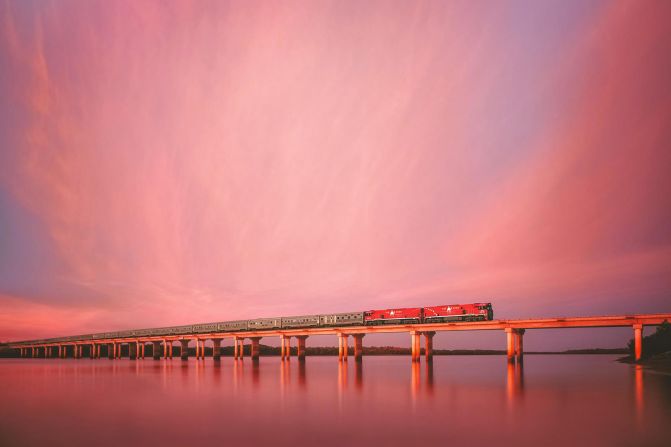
[13,303,493,345]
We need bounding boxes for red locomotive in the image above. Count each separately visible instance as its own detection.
[364,307,424,325]
[364,303,493,325]
[423,303,493,323]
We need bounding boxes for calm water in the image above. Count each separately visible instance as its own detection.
[0,355,670,447]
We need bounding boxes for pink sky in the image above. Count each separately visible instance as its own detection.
[1,1,670,349]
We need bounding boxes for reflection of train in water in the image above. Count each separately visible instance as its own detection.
[22,303,493,344]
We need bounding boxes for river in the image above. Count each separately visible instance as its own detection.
[0,355,669,446]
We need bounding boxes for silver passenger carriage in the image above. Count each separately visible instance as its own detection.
[192,323,218,334]
[281,315,320,329]
[248,318,281,330]
[217,320,248,332]
[320,312,364,326]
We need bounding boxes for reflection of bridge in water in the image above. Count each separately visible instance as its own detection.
[10,313,670,363]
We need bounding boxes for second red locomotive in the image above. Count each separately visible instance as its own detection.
[364,302,493,325]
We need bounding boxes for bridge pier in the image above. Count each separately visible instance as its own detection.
[250,337,262,361]
[194,339,202,359]
[505,328,515,363]
[515,329,525,363]
[339,334,349,361]
[212,339,221,360]
[353,334,365,362]
[296,336,308,362]
[411,331,422,362]
[178,339,187,360]
[129,342,137,360]
[633,324,643,362]
[280,335,290,360]
[424,331,435,362]
[235,337,244,359]
[151,341,160,360]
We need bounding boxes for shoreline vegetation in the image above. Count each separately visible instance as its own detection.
[0,343,627,358]
[617,320,671,373]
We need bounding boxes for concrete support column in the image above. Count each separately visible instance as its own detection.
[141,343,145,359]
[424,331,435,363]
[341,334,349,361]
[237,338,245,359]
[505,328,515,363]
[129,342,137,360]
[410,331,422,362]
[152,341,161,360]
[633,324,643,362]
[353,334,365,362]
[195,339,201,359]
[296,336,308,362]
[212,339,221,360]
[515,329,525,363]
[180,339,189,361]
[280,336,287,360]
[285,337,291,359]
[250,337,261,361]
[97,344,102,359]
[338,335,344,360]
[163,340,168,359]
[169,341,173,359]
[108,344,114,360]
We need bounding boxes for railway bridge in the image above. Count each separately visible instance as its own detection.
[8,313,670,363]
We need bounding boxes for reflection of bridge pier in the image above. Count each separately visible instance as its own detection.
[634,364,644,426]
[506,361,525,406]
[410,360,434,395]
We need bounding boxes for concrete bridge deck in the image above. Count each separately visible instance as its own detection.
[9,313,670,363]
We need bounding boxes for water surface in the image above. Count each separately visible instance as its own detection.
[0,355,669,447]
